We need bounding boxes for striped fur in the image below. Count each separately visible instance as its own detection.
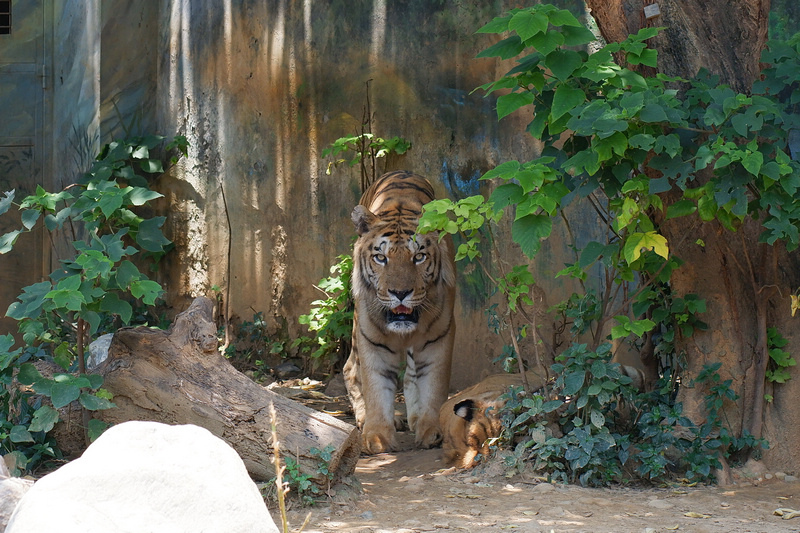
[440,371,546,468]
[440,365,645,468]
[343,171,456,454]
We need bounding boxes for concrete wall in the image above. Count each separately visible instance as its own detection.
[47,0,593,390]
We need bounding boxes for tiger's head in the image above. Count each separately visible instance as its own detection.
[351,203,455,335]
[441,397,504,469]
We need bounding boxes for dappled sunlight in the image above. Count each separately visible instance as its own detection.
[370,0,386,65]
[304,0,320,221]
[166,0,209,295]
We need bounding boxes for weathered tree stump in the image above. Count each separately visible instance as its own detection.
[95,297,361,482]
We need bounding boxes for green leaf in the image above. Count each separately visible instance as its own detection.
[591,360,608,378]
[140,158,164,174]
[99,292,133,324]
[476,35,524,60]
[128,188,163,206]
[9,425,33,443]
[551,85,585,121]
[528,29,564,56]
[50,381,82,409]
[590,409,605,428]
[489,183,524,210]
[563,370,586,395]
[742,151,763,176]
[0,190,14,217]
[17,363,44,385]
[547,8,582,27]
[561,25,596,47]
[542,399,564,413]
[85,373,105,389]
[512,214,552,259]
[98,192,124,219]
[666,199,697,219]
[131,145,149,159]
[578,241,606,269]
[482,160,521,181]
[21,209,40,230]
[497,92,535,120]
[130,279,163,305]
[44,207,72,231]
[0,230,22,254]
[79,392,116,411]
[114,260,142,289]
[28,405,59,433]
[88,419,110,442]
[508,10,548,41]
[136,216,171,252]
[45,288,86,312]
[639,104,668,123]
[545,50,583,81]
[475,13,511,34]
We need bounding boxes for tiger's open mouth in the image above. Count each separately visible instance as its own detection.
[386,305,419,324]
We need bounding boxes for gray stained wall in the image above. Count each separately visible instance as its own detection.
[2,0,594,389]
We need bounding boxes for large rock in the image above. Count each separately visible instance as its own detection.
[6,421,279,533]
[0,458,32,533]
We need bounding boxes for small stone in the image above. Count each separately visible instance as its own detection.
[274,362,301,379]
[648,499,675,509]
[765,473,774,480]
[785,475,798,483]
[360,511,374,520]
[532,483,556,493]
[644,528,657,533]
[776,472,788,480]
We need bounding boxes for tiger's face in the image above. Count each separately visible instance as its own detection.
[352,204,453,335]
[442,398,504,468]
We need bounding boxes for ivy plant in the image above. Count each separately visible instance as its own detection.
[0,134,187,473]
[417,4,798,484]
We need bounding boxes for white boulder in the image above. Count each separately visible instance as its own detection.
[0,457,32,533]
[6,420,279,533]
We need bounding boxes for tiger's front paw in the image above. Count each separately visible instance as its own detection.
[362,427,398,454]
[414,419,443,449]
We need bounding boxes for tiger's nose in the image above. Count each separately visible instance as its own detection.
[389,289,412,302]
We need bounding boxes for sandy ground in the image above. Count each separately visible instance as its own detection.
[284,430,800,533]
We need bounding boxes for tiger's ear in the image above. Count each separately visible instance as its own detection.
[454,399,475,422]
[352,205,377,236]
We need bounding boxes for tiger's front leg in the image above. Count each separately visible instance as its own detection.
[404,326,455,449]
[344,332,400,454]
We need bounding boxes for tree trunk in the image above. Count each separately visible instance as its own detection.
[584,0,800,472]
[586,0,769,93]
[95,297,362,483]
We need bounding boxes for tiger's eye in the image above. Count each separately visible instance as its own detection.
[373,254,387,265]
[413,252,426,264]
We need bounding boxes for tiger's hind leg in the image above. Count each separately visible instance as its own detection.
[343,348,366,429]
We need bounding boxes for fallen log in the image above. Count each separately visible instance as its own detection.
[95,297,361,482]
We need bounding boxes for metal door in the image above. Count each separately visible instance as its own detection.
[0,0,50,336]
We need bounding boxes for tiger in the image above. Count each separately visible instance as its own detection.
[440,365,645,468]
[343,170,456,455]
[440,371,546,469]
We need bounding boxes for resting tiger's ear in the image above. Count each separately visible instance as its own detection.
[352,205,377,236]
[454,399,475,422]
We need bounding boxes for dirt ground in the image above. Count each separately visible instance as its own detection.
[284,429,800,533]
